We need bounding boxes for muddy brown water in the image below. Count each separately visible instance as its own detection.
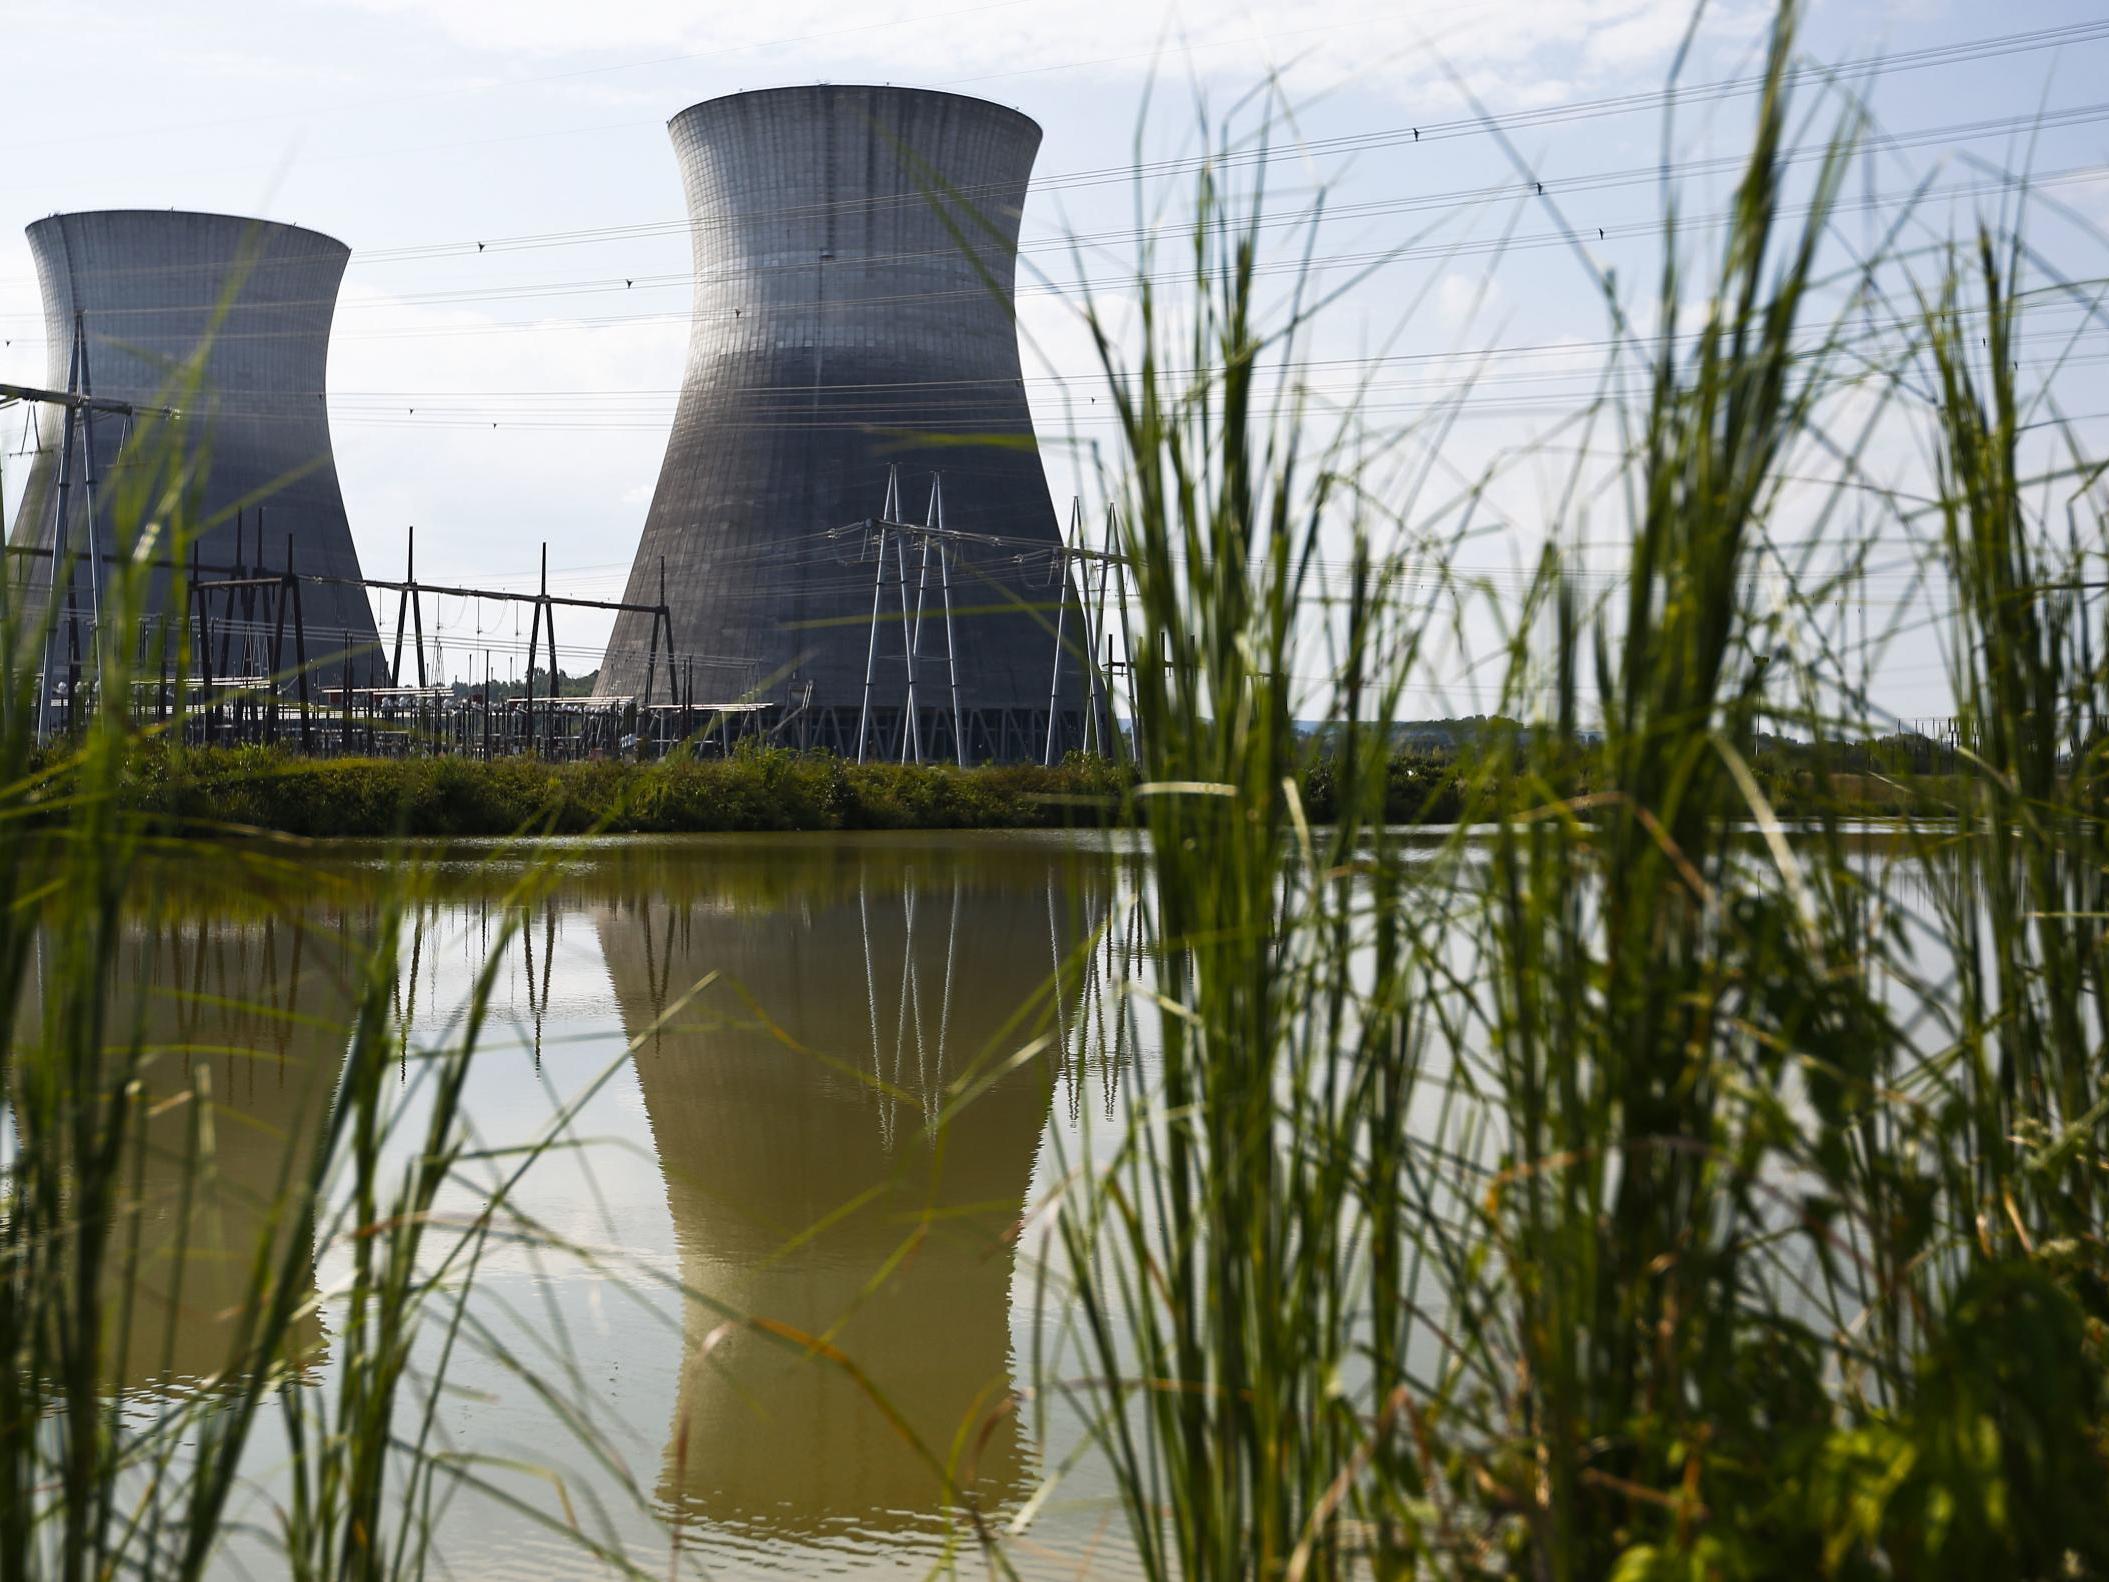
[59,831,1149,1578]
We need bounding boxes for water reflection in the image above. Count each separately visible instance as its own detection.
[21,899,360,1388]
[8,829,2001,1578]
[592,841,1105,1536]
[14,835,1140,1574]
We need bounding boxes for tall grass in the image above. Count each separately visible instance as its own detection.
[1922,229,2109,1249]
[5,10,2107,1574]
[1042,67,1449,1582]
[1039,2,2109,1576]
[0,342,641,1578]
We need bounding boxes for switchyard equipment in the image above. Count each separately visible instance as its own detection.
[596,85,1087,762]
[0,526,689,760]
[7,210,384,724]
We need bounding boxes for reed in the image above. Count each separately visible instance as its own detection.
[4,9,2107,1573]
[0,331,644,1579]
[1036,2,2109,1576]
[1038,68,1449,1581]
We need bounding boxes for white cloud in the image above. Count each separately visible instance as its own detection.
[324,277,688,630]
[309,0,1747,111]
[1436,268,1503,332]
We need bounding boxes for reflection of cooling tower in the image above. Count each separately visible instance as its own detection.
[596,843,1094,1535]
[18,906,357,1388]
[9,211,383,682]
[596,87,1083,758]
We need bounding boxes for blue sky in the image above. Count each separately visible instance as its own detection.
[2,0,2105,719]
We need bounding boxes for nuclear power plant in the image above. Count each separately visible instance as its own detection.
[0,87,1116,762]
[595,86,1088,762]
[8,210,383,690]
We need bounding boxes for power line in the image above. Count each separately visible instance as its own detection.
[6,14,2106,296]
[22,90,2109,331]
[0,0,1045,160]
[12,152,2095,363]
[329,15,2109,268]
[29,286,2087,410]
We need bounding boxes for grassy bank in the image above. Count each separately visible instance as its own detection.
[62,742,1977,839]
[100,744,1134,837]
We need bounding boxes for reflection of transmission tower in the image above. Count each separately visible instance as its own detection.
[590,843,1085,1530]
[850,855,1136,1147]
[1051,877,1147,1127]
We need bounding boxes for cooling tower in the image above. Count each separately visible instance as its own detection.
[9,210,382,684]
[597,86,1083,761]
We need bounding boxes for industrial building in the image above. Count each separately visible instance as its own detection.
[9,210,383,694]
[595,85,1087,762]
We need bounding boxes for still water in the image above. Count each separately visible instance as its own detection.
[82,832,1153,1578]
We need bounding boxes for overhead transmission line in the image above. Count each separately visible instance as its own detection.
[15,153,2100,365]
[27,87,2107,332]
[5,11,2105,301]
[344,15,2109,266]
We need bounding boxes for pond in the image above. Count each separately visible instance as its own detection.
[66,831,1153,1579]
[41,825,1974,1577]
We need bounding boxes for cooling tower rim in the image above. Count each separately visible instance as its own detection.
[667,83,1041,142]
[27,209,350,259]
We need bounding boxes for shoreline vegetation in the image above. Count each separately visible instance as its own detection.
[30,739,2009,838]
[1031,4,2109,1574]
[5,2,2109,1575]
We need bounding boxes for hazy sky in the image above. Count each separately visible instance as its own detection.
[2,0,2104,715]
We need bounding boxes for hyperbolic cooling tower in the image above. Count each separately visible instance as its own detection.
[597,86,1082,759]
[10,210,381,683]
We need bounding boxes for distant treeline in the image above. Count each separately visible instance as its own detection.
[449,667,601,701]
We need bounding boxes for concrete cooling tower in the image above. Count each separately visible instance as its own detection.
[9,210,382,685]
[596,86,1084,762]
